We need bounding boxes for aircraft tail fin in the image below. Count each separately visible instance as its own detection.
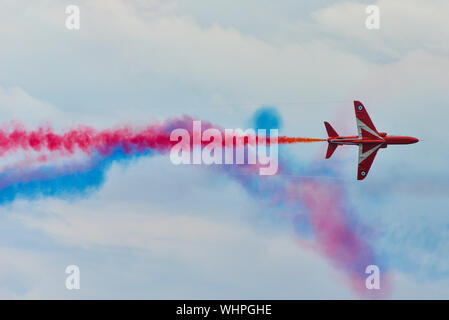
[324,122,338,159]
[324,121,338,138]
[326,143,338,159]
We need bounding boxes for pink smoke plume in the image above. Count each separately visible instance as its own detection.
[222,158,391,297]
[297,180,391,297]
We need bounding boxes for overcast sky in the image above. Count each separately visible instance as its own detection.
[0,0,448,298]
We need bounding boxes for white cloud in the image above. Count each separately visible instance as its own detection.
[0,0,448,299]
[313,0,449,57]
[0,86,63,123]
[4,197,354,299]
[393,272,449,299]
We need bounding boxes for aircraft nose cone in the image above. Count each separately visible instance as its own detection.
[411,137,419,143]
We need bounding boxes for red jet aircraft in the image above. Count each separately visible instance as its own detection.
[324,101,419,180]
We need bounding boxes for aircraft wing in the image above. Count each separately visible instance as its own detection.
[354,101,384,140]
[357,143,382,180]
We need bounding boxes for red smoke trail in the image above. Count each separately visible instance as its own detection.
[0,121,324,157]
[278,137,326,143]
[0,124,172,156]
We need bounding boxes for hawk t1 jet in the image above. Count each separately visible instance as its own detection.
[324,101,419,180]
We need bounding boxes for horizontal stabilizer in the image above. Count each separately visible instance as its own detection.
[324,121,338,138]
[326,143,338,159]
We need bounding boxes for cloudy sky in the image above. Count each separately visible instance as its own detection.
[0,0,448,299]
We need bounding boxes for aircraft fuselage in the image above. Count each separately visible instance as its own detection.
[328,135,419,146]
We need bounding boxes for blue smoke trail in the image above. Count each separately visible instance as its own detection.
[0,148,153,205]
